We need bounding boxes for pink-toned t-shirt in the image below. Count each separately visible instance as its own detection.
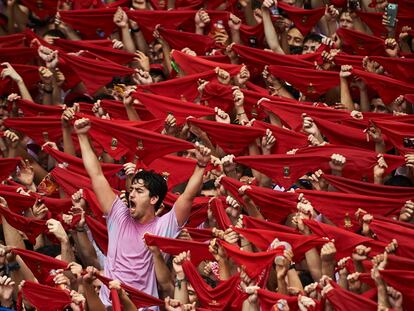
[99,196,181,308]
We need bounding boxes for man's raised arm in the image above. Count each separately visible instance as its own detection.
[175,143,211,226]
[74,118,116,214]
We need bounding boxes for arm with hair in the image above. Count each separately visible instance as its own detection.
[262,6,285,54]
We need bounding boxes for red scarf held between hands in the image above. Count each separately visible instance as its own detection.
[0,64,40,96]
[85,215,108,254]
[325,282,378,311]
[0,47,37,64]
[372,118,414,155]
[14,98,63,117]
[210,198,232,230]
[371,56,414,83]
[380,269,414,310]
[336,27,386,56]
[0,158,21,182]
[144,233,214,265]
[322,174,414,200]
[18,281,72,311]
[132,91,215,125]
[257,288,299,311]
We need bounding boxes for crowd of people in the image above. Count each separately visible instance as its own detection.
[0,0,413,309]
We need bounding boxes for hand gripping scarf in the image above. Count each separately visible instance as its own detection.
[336,27,386,56]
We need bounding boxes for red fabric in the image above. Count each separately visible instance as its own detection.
[304,220,387,259]
[356,11,388,38]
[268,65,340,98]
[0,205,46,244]
[333,52,365,69]
[187,118,264,155]
[132,91,215,125]
[184,227,213,241]
[352,68,414,104]
[20,281,72,311]
[50,166,95,195]
[261,98,351,131]
[0,64,40,96]
[253,120,309,154]
[111,288,122,311]
[235,145,405,189]
[59,52,135,94]
[85,114,193,163]
[242,215,296,233]
[85,215,108,255]
[219,240,284,278]
[298,189,403,228]
[43,145,123,178]
[231,44,314,71]
[257,289,299,311]
[277,2,325,36]
[210,198,231,229]
[171,49,242,76]
[233,227,326,262]
[0,158,21,182]
[20,0,58,19]
[322,174,414,200]
[96,274,164,308]
[380,269,414,310]
[310,116,378,151]
[182,259,242,311]
[0,188,36,213]
[12,248,68,284]
[82,188,105,221]
[372,118,414,155]
[326,283,378,311]
[143,233,214,265]
[158,27,216,55]
[336,27,386,56]
[59,8,117,39]
[0,33,25,48]
[15,99,64,117]
[0,47,36,64]
[369,217,414,258]
[137,70,217,103]
[219,176,297,223]
[4,116,62,145]
[239,23,266,48]
[54,38,135,64]
[136,155,199,190]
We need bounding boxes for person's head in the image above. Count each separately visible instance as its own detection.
[302,33,322,54]
[384,175,413,187]
[287,27,304,54]
[370,97,390,114]
[339,10,354,29]
[0,97,8,131]
[149,41,164,64]
[129,170,168,220]
[131,0,147,9]
[200,180,218,197]
[42,29,66,45]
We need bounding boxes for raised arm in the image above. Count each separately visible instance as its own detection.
[174,143,211,226]
[74,118,116,214]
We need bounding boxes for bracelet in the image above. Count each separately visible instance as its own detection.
[131,27,141,33]
[289,263,296,270]
[174,277,187,289]
[237,111,246,116]
[197,162,208,168]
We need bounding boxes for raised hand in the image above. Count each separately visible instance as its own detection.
[74,118,91,135]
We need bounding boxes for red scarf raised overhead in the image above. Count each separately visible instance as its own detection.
[242,215,297,233]
[132,91,215,125]
[0,33,25,48]
[96,274,164,309]
[59,7,117,39]
[14,99,64,117]
[182,259,242,311]
[12,248,68,284]
[0,64,40,96]
[0,205,46,244]
[59,52,135,94]
[83,114,193,163]
[187,118,264,155]
[371,56,414,83]
[298,189,404,228]
[144,233,214,265]
[158,27,216,55]
[252,120,310,154]
[304,220,387,259]
[235,145,405,189]
[322,174,414,200]
[137,70,217,103]
[332,52,365,69]
[257,289,299,311]
[54,38,135,64]
[380,269,414,310]
[85,215,108,254]
[4,116,62,145]
[372,118,414,155]
[50,166,94,195]
[268,65,340,98]
[0,158,21,182]
[43,145,123,178]
[260,97,351,131]
[336,27,386,56]
[18,281,72,311]
[210,198,232,229]
[325,282,378,311]
[352,68,414,104]
[171,49,242,76]
[0,47,36,64]
[233,227,326,262]
[355,11,388,38]
[20,0,58,19]
[277,2,325,36]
